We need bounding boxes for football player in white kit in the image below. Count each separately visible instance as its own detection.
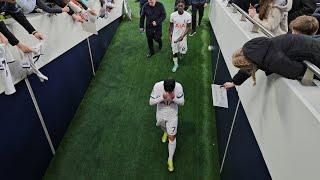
[149,78,185,172]
[169,0,191,72]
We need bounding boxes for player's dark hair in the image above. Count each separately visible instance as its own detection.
[164,78,176,92]
[176,0,185,5]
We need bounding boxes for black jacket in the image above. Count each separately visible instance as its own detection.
[232,34,320,85]
[140,2,166,29]
[0,2,36,46]
[288,0,316,23]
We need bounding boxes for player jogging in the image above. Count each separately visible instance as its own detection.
[149,78,185,172]
[169,0,191,72]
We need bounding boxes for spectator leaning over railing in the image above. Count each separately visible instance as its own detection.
[289,15,319,35]
[0,0,44,53]
[16,0,69,14]
[288,0,316,24]
[248,0,293,36]
[99,0,115,18]
[222,34,320,89]
[48,0,93,22]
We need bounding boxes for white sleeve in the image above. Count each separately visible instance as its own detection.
[149,84,164,105]
[170,13,174,23]
[187,13,192,24]
[173,84,184,106]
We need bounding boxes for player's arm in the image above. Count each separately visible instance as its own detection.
[182,22,191,39]
[149,85,164,105]
[139,5,146,31]
[173,85,184,106]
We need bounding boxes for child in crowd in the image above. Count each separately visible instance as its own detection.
[290,15,319,35]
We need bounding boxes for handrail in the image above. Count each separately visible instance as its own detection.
[229,3,274,37]
[228,1,320,85]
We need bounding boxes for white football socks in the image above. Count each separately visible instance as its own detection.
[168,138,176,161]
[173,57,178,66]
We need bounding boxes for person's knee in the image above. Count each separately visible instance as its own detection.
[168,135,176,142]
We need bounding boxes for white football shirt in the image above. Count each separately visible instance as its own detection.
[170,11,191,42]
[149,81,185,120]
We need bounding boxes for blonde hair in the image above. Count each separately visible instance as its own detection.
[232,48,258,86]
[289,15,319,35]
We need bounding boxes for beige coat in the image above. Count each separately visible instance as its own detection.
[253,0,293,36]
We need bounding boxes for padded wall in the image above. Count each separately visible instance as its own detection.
[211,31,272,180]
[0,18,120,180]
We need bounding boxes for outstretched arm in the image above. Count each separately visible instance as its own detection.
[175,22,191,43]
[140,4,146,29]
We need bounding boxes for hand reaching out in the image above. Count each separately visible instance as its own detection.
[223,82,235,90]
[33,32,45,40]
[0,33,8,45]
[17,43,34,53]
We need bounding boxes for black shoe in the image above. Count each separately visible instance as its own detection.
[147,52,154,58]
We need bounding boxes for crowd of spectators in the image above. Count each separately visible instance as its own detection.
[223,0,320,88]
[0,0,115,53]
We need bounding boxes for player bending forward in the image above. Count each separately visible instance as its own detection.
[169,0,191,72]
[149,78,185,172]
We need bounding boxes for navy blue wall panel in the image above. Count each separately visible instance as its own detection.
[0,18,120,180]
[90,19,121,69]
[29,38,92,149]
[0,81,52,179]
[211,31,272,180]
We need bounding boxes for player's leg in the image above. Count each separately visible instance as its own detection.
[172,53,179,73]
[154,26,163,50]
[190,4,198,36]
[146,28,155,58]
[171,39,180,72]
[198,4,205,26]
[156,118,168,143]
[166,119,178,172]
[179,38,188,59]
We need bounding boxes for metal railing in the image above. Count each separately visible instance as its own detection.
[228,2,320,86]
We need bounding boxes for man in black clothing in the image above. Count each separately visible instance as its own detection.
[140,0,166,58]
[139,0,147,14]
[288,0,316,24]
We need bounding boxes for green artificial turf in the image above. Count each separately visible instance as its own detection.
[44,1,220,179]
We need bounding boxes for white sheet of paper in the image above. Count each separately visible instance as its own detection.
[211,84,228,108]
[82,20,98,35]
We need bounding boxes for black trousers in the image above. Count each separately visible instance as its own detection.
[146,26,162,54]
[191,3,205,31]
